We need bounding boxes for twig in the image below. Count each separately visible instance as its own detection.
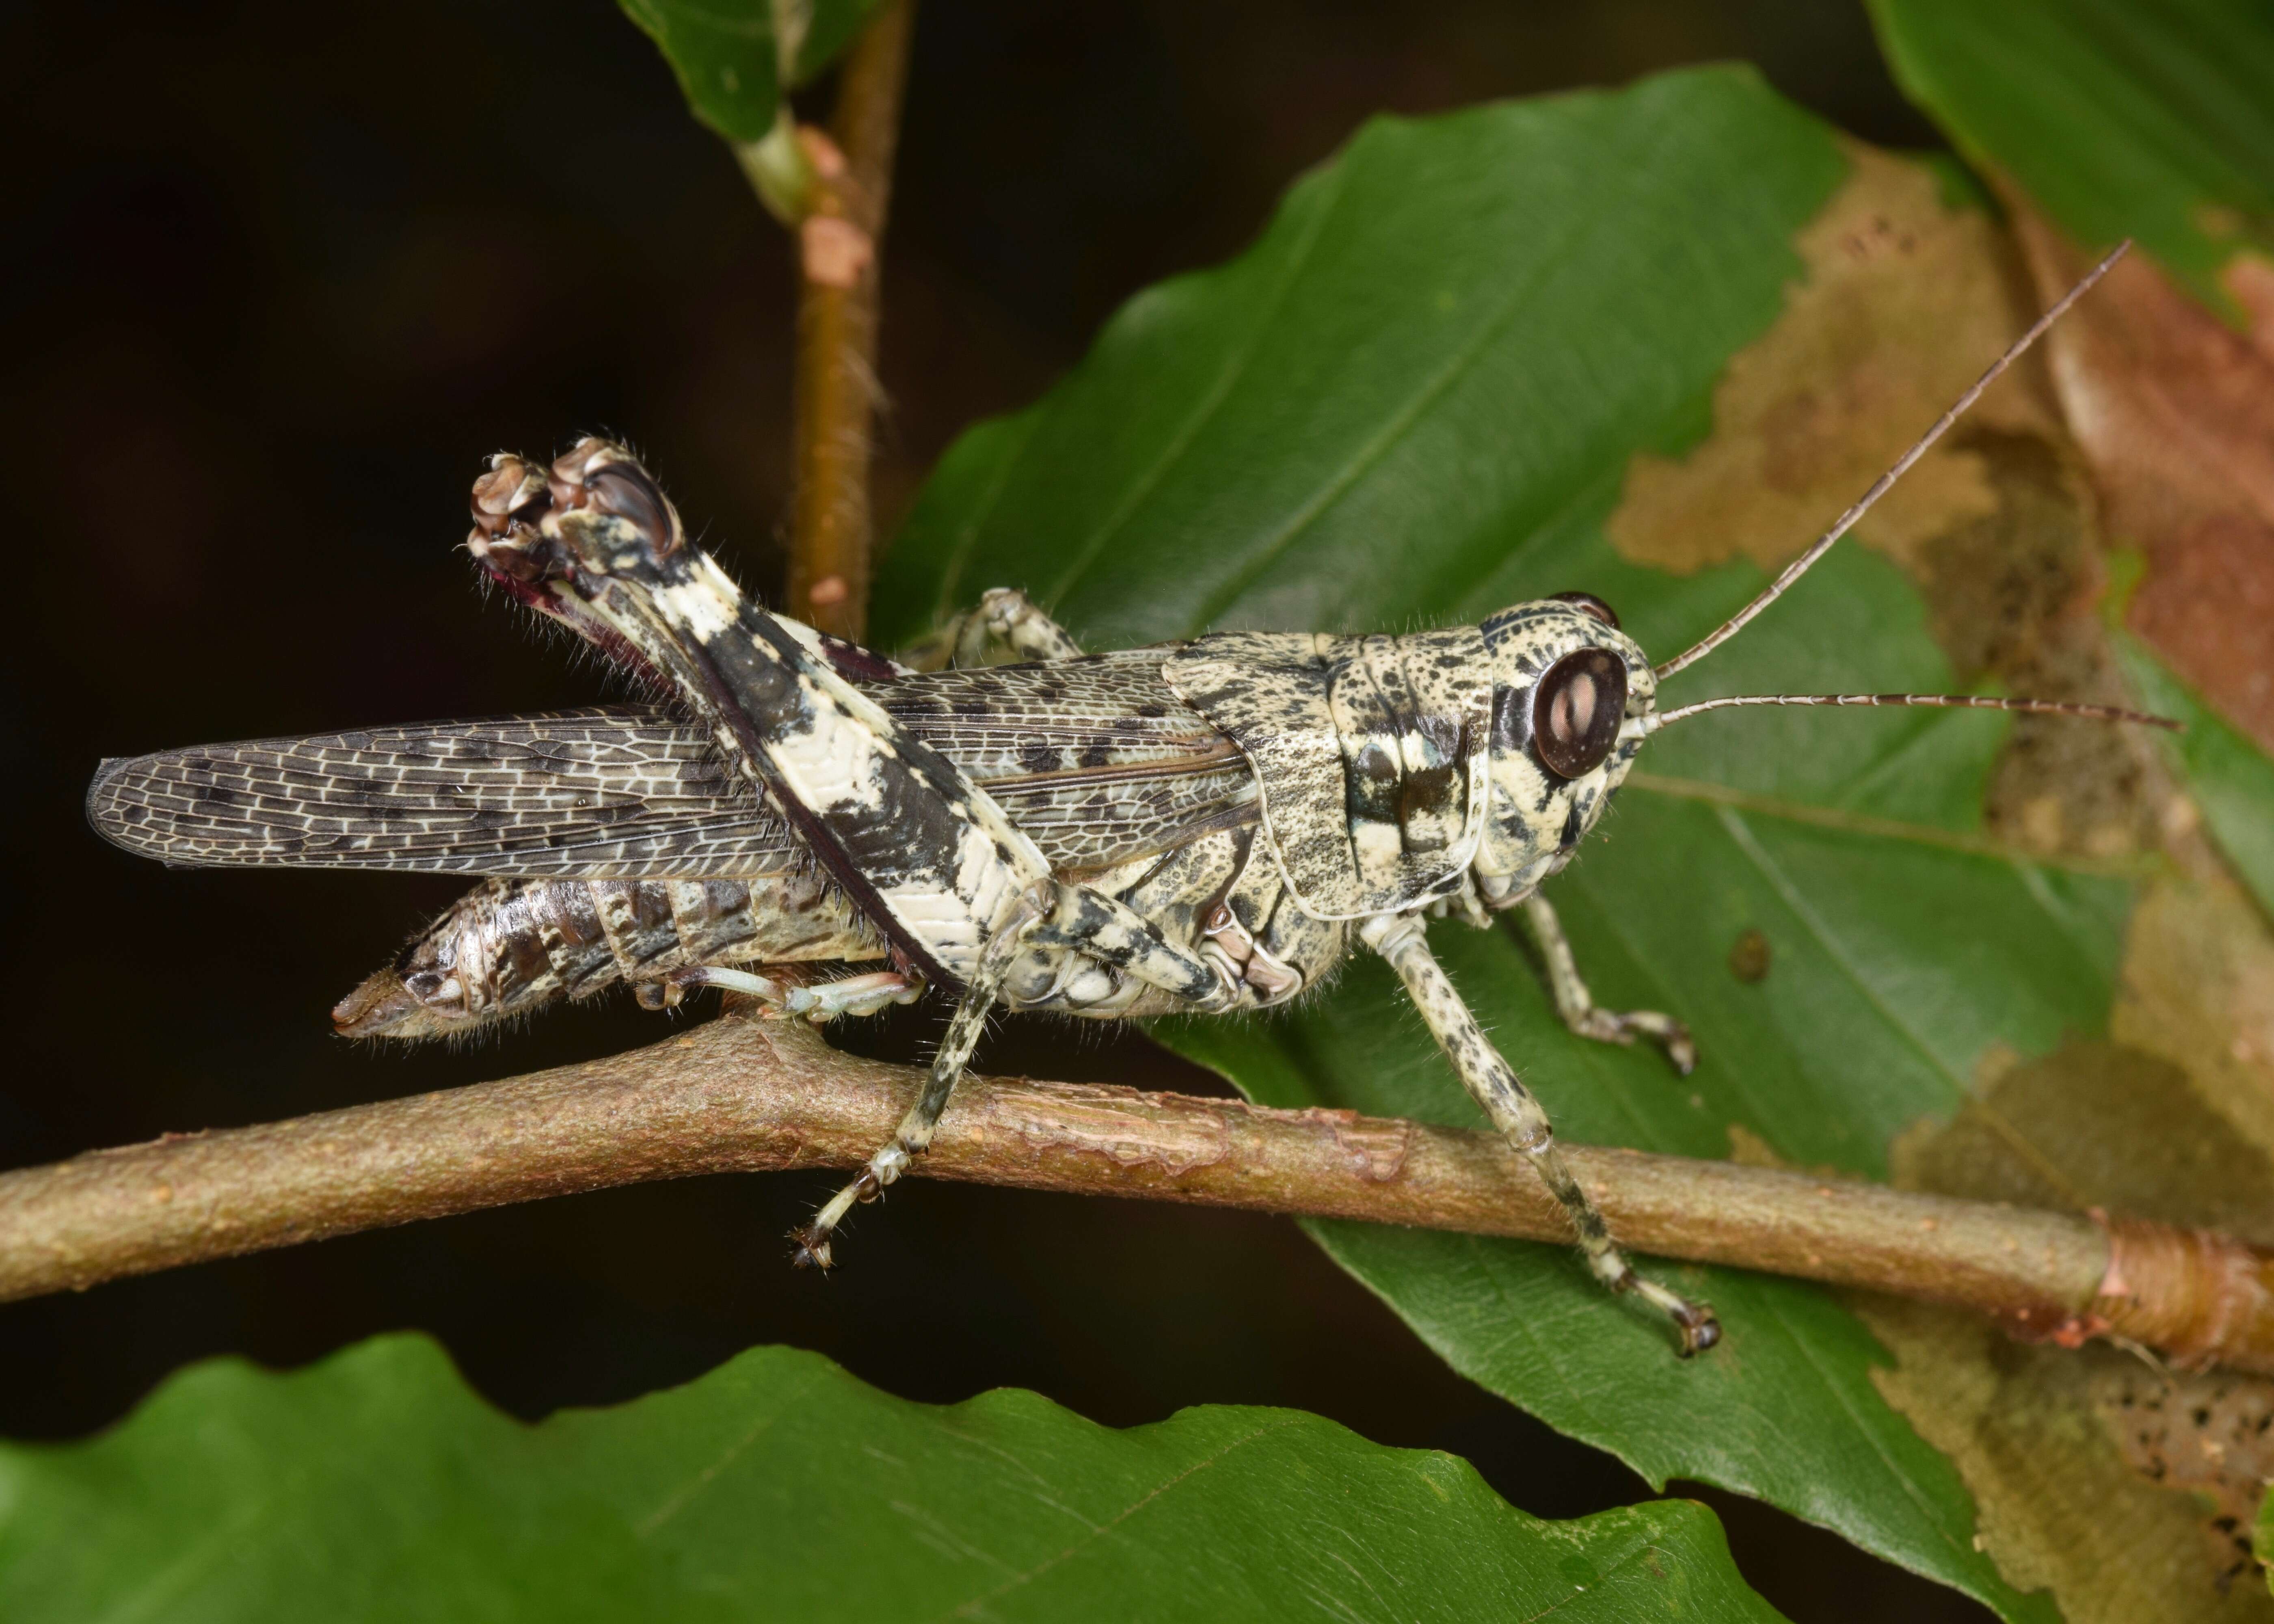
[5,1011,2270,1373]
[783,0,917,638]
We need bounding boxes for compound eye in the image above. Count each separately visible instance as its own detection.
[1532,648,1628,779]
[1548,590,1620,631]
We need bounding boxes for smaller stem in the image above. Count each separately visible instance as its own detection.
[733,113,817,225]
[2,1012,2269,1374]
[785,0,917,639]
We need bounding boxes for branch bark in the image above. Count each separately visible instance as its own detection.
[784,0,917,639]
[7,1009,2272,1374]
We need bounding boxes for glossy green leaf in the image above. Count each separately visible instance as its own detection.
[2115,629,2274,919]
[1868,0,2274,318]
[618,0,883,145]
[877,68,2088,1620]
[0,1334,1780,1622]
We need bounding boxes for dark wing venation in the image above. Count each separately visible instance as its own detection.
[91,650,1260,881]
[990,769,1258,873]
[884,647,1258,871]
[87,706,804,877]
[883,648,1232,771]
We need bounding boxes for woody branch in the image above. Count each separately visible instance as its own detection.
[782,0,916,638]
[4,1008,2268,1374]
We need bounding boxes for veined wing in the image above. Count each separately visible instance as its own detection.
[87,706,801,878]
[882,648,1258,874]
[91,659,1258,879]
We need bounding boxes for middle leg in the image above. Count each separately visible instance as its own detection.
[1517,892,1696,1075]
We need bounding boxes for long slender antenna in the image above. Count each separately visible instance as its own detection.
[1647,691,2180,732]
[1653,240,2131,683]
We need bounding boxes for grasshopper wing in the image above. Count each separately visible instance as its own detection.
[86,667,1260,883]
[880,650,1259,876]
[86,706,802,878]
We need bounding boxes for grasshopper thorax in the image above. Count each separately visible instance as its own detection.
[1164,595,1659,924]
[1470,592,1656,909]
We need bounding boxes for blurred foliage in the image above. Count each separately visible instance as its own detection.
[1868,0,2274,318]
[0,1335,1781,1621]
[618,0,885,143]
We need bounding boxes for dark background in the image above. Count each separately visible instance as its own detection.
[0,2,1980,1617]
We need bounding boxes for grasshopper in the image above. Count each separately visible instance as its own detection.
[89,246,2165,1354]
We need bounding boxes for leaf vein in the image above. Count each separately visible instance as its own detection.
[1048,160,1352,609]
[935,1416,1306,1620]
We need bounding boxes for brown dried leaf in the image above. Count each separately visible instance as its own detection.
[2009,205,2274,758]
[1868,873,2274,1621]
[2114,874,2274,1168]
[1608,143,2059,577]
[1859,1300,2274,1624]
[1609,145,2171,868]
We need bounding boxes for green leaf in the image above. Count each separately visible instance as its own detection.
[1867,0,2274,319]
[0,1334,1781,1622]
[2261,1485,2274,1599]
[877,68,2082,1620]
[618,0,884,145]
[2114,629,2274,920]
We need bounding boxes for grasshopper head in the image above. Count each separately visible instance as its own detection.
[1470,592,1656,908]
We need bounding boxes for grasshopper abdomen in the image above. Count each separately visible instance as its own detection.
[333,873,881,1039]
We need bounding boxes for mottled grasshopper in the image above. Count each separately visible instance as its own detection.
[90,247,2163,1353]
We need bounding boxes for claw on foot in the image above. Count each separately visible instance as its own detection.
[1621,1272,1721,1356]
[1673,1304,1721,1358]
[789,1162,893,1271]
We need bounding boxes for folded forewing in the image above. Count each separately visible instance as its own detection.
[86,706,803,877]
[89,659,1262,882]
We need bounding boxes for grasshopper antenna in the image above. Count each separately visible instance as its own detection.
[1644,690,2180,733]
[1652,240,2131,683]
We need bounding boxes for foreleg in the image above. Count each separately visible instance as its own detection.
[1360,913,1718,1354]
[1518,893,1696,1075]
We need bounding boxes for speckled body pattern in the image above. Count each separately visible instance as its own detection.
[89,710,799,878]
[1164,628,1496,919]
[86,486,1654,1043]
[88,440,1714,1343]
